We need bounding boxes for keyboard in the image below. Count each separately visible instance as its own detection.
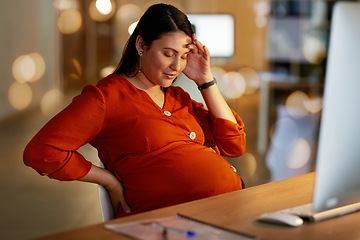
[277,203,314,218]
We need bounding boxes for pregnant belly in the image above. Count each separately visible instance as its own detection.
[118,143,242,216]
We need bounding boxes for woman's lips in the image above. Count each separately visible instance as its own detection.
[164,73,177,79]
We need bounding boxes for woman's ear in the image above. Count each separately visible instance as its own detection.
[135,35,145,56]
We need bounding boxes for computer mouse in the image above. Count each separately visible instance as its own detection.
[257,212,303,227]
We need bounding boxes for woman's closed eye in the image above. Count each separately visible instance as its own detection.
[164,52,174,58]
[163,50,189,60]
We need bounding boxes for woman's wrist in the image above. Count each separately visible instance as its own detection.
[195,73,215,86]
[103,172,121,190]
[198,78,217,91]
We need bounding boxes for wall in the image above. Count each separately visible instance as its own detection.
[185,0,269,71]
[0,0,60,122]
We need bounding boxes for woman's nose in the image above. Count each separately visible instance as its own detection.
[170,58,181,71]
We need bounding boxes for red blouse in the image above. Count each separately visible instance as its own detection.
[24,74,246,217]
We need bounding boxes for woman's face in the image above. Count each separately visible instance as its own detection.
[140,31,192,88]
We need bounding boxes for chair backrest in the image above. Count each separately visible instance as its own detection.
[98,161,115,222]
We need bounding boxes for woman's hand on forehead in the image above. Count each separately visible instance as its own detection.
[183,34,213,84]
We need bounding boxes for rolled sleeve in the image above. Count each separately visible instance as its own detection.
[23,85,105,181]
[193,99,246,158]
[210,110,246,157]
[48,152,92,180]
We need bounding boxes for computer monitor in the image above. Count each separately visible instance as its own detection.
[313,1,360,213]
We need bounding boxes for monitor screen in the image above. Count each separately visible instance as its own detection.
[187,14,234,58]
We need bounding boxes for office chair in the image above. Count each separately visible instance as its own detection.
[98,161,115,222]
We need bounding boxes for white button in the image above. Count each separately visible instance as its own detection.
[189,132,196,140]
[230,166,237,173]
[163,111,171,116]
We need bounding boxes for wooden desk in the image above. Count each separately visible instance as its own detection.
[38,173,360,240]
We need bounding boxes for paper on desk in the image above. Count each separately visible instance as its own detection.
[105,215,256,240]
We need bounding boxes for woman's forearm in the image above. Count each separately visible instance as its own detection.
[79,164,118,188]
[200,83,237,124]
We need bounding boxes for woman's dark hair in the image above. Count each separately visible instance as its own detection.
[113,3,194,76]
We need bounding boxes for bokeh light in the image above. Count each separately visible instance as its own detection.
[96,0,112,15]
[28,53,46,82]
[238,67,260,94]
[241,152,257,177]
[218,72,246,99]
[58,9,82,34]
[53,0,79,11]
[8,82,33,110]
[285,90,309,119]
[12,53,46,83]
[253,2,270,28]
[128,21,138,35]
[116,4,141,23]
[303,36,326,64]
[116,4,141,36]
[72,58,82,76]
[12,55,35,83]
[89,0,115,22]
[304,96,323,113]
[67,58,82,81]
[211,66,227,81]
[41,89,64,118]
[270,117,298,149]
[286,138,311,169]
[100,65,115,78]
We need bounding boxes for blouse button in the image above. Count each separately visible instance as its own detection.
[189,132,196,140]
[163,111,171,116]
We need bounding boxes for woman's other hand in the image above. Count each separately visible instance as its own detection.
[79,165,131,215]
[183,34,214,85]
[106,178,131,214]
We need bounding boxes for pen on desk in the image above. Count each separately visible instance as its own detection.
[162,228,168,240]
[152,222,197,239]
